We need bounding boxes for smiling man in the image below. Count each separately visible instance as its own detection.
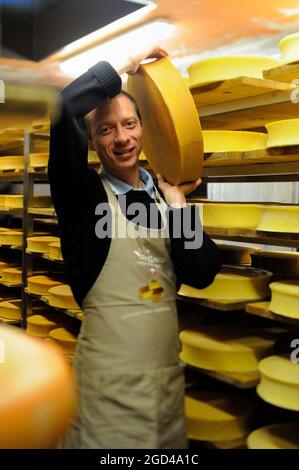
[48,48,220,449]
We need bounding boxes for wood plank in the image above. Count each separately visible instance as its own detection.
[263,62,299,84]
[28,207,57,217]
[246,301,299,326]
[191,366,260,389]
[177,294,248,312]
[204,148,299,167]
[191,76,295,108]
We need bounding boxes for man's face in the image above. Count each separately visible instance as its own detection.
[88,94,143,173]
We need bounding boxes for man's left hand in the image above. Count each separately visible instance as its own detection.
[157,174,202,208]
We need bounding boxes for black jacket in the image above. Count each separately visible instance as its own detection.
[48,61,221,307]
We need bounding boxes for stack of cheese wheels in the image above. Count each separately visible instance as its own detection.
[49,327,77,355]
[0,156,24,172]
[180,324,275,372]
[187,56,280,87]
[27,275,62,296]
[29,153,49,169]
[266,119,299,148]
[203,130,267,153]
[200,203,261,229]
[257,354,299,411]
[247,423,299,449]
[48,240,63,261]
[128,57,203,185]
[269,280,299,319]
[26,313,62,338]
[27,236,59,254]
[180,325,275,373]
[251,251,299,278]
[0,299,21,321]
[217,243,260,266]
[185,391,253,442]
[0,324,75,448]
[1,267,22,284]
[0,230,22,246]
[178,266,272,301]
[48,285,79,310]
[279,32,299,64]
[257,205,299,233]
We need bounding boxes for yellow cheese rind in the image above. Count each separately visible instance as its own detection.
[247,423,299,449]
[49,328,77,355]
[27,236,59,253]
[203,130,267,153]
[257,205,299,233]
[128,57,203,185]
[179,266,272,301]
[27,275,62,296]
[217,243,260,265]
[48,284,79,310]
[4,195,52,209]
[266,119,299,148]
[29,153,49,168]
[180,325,274,372]
[26,314,61,337]
[0,300,21,320]
[185,391,253,441]
[269,280,299,319]
[251,250,299,276]
[201,203,261,229]
[1,267,22,284]
[257,355,299,411]
[279,33,299,64]
[0,156,24,171]
[187,56,280,87]
[48,241,63,260]
[0,230,22,246]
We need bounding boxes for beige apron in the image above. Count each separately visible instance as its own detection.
[64,174,187,449]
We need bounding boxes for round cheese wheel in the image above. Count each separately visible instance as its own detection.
[257,354,299,411]
[201,203,261,229]
[1,267,22,284]
[251,250,299,276]
[0,324,75,448]
[27,275,62,296]
[48,284,79,310]
[128,57,203,185]
[27,236,59,253]
[247,423,299,449]
[0,300,21,320]
[269,279,299,319]
[49,328,77,355]
[26,314,61,338]
[187,56,280,87]
[48,241,63,260]
[29,153,49,168]
[0,261,15,272]
[185,391,253,441]
[0,156,24,172]
[203,130,267,153]
[180,325,274,372]
[178,266,272,301]
[217,243,260,265]
[0,230,22,246]
[279,32,299,64]
[257,205,299,233]
[4,195,23,208]
[266,119,299,148]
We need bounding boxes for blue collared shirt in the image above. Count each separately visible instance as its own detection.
[102,166,155,198]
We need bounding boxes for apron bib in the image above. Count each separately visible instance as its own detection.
[64,174,187,449]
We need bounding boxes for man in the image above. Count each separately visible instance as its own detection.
[49,47,220,449]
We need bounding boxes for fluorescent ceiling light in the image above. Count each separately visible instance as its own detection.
[60,20,175,77]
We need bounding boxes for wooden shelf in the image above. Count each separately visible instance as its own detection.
[25,288,82,320]
[177,294,248,312]
[246,301,299,326]
[0,280,21,288]
[28,207,56,217]
[263,62,299,84]
[26,248,64,265]
[187,364,260,389]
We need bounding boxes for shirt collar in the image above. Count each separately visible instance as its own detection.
[101,166,154,197]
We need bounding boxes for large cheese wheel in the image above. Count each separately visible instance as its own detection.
[257,354,299,411]
[0,230,22,246]
[48,285,79,310]
[187,56,280,87]
[49,328,77,355]
[0,299,21,320]
[27,275,62,296]
[0,156,24,172]
[203,130,267,153]
[48,241,63,261]
[279,32,299,64]
[0,324,75,448]
[178,266,272,301]
[1,267,22,284]
[247,423,299,449]
[128,57,203,185]
[29,153,49,168]
[27,236,59,253]
[26,314,61,338]
[251,250,299,276]
[257,205,299,233]
[266,119,299,148]
[217,243,260,265]
[0,261,15,272]
[200,203,261,229]
[269,279,299,319]
[185,391,253,441]
[180,325,274,372]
